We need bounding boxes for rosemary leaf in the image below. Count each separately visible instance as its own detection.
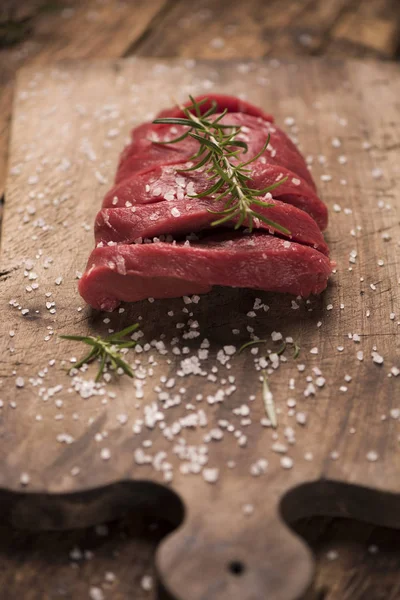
[112,354,135,378]
[61,324,139,381]
[276,342,287,356]
[238,339,268,354]
[109,340,138,348]
[73,347,100,371]
[96,352,107,383]
[153,117,202,128]
[106,322,139,340]
[180,152,212,172]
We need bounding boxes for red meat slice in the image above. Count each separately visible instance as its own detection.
[250,162,327,229]
[79,232,333,311]
[116,111,316,191]
[103,161,327,230]
[95,198,329,256]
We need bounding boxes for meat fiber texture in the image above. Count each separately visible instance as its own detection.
[79,94,333,311]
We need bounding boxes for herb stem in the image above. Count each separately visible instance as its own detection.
[153,96,290,234]
[60,323,139,381]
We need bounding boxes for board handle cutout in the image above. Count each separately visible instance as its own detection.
[156,501,314,600]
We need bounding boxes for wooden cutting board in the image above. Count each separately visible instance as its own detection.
[0,58,399,600]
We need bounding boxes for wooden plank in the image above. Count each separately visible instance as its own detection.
[0,0,169,199]
[134,0,315,58]
[1,57,400,600]
[132,0,400,60]
[299,518,400,600]
[330,0,400,57]
[279,0,351,55]
[2,0,400,202]
[0,512,167,600]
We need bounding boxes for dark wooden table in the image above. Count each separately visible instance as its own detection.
[1,1,400,599]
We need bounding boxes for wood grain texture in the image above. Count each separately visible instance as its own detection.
[0,0,169,198]
[1,0,400,200]
[134,0,319,58]
[1,57,399,599]
[0,513,173,600]
[1,515,399,600]
[133,0,400,59]
[330,0,400,57]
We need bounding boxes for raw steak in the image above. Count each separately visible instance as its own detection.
[95,198,329,256]
[116,111,316,191]
[102,161,327,229]
[80,233,333,312]
[79,94,332,310]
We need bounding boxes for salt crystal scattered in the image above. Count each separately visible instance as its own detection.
[242,503,254,516]
[366,450,379,462]
[100,448,111,461]
[280,456,293,469]
[296,412,307,426]
[89,587,104,600]
[372,352,384,365]
[141,575,153,591]
[20,472,30,486]
[371,167,383,179]
[203,468,219,483]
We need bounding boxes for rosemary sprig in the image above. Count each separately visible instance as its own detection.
[262,372,277,429]
[276,341,287,356]
[239,336,300,359]
[60,323,139,382]
[153,96,290,234]
[238,338,268,354]
[293,342,301,359]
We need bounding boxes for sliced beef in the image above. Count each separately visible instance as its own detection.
[116,111,316,191]
[79,232,333,311]
[79,94,332,310]
[95,198,329,256]
[103,161,327,230]
[250,162,327,229]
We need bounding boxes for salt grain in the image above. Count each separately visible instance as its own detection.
[280,456,293,469]
[141,575,153,591]
[89,587,104,600]
[372,352,384,365]
[203,468,219,483]
[20,472,30,486]
[100,448,111,461]
[366,450,379,462]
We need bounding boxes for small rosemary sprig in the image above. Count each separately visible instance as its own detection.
[239,336,300,358]
[60,323,139,382]
[238,338,268,354]
[153,96,290,234]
